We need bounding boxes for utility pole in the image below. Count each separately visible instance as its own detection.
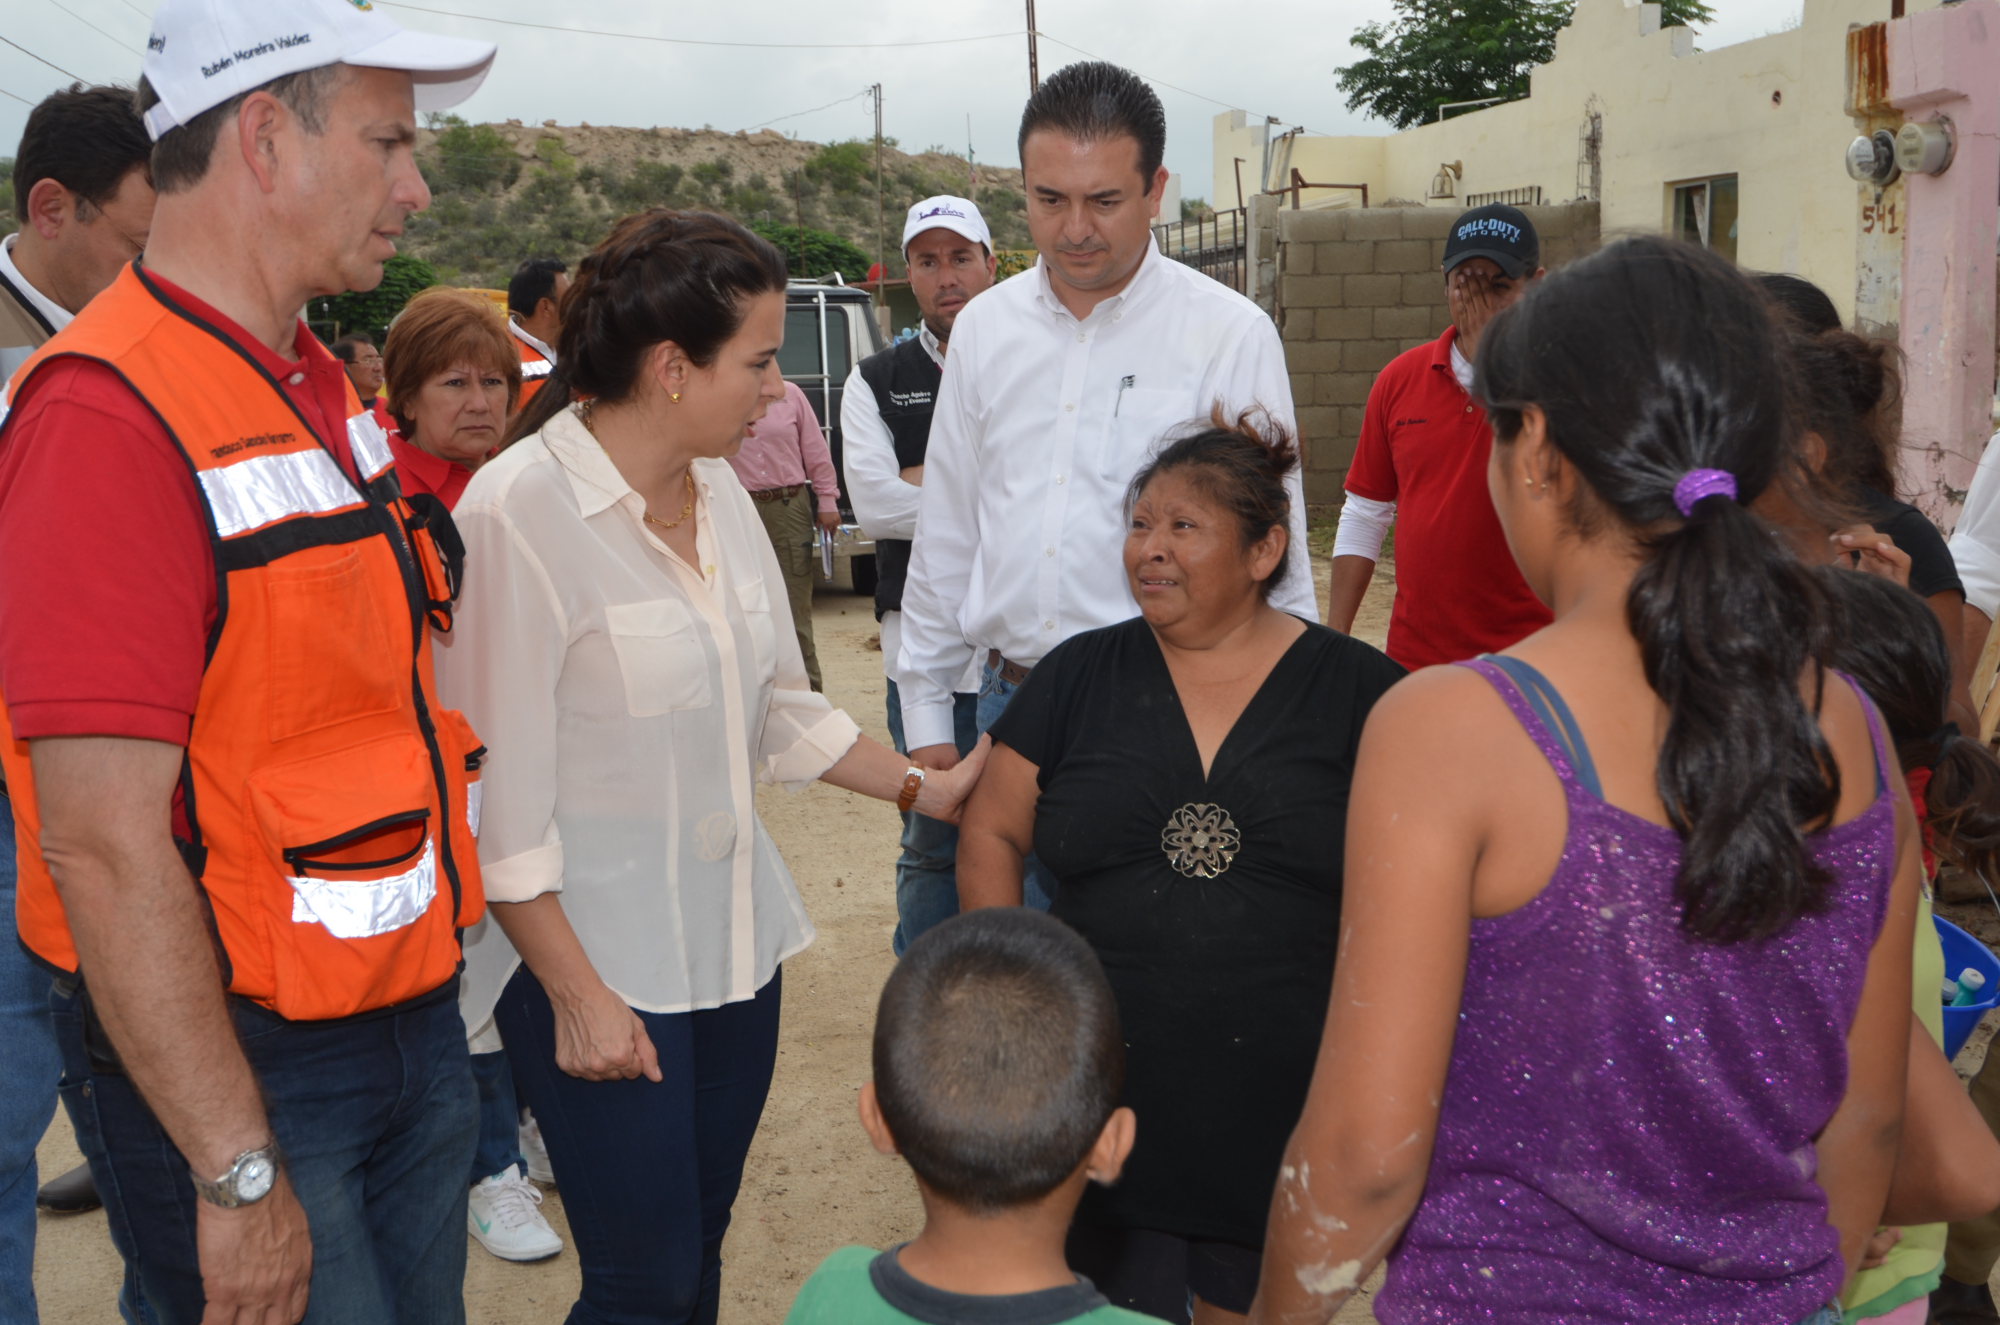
[1025,0,1039,93]
[871,83,885,279]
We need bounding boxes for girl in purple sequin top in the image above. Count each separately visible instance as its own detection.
[1251,237,1920,1325]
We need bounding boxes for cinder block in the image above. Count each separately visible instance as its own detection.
[1431,239,1450,268]
[1283,243,1314,275]
[1295,405,1339,441]
[1290,372,1314,403]
[1314,434,1361,477]
[1344,208,1405,241]
[1281,308,1314,341]
[1401,338,1431,353]
[1400,207,1459,240]
[1304,471,1345,507]
[1431,304,1457,336]
[1341,405,1369,437]
[1280,275,1345,308]
[1345,274,1402,307]
[1315,241,1376,274]
[1403,273,1446,304]
[1285,341,1344,374]
[1526,206,1571,240]
[1344,340,1400,375]
[1282,209,1349,243]
[1319,371,1376,405]
[1318,306,1375,340]
[1375,239,1434,274]
[1373,305,1431,339]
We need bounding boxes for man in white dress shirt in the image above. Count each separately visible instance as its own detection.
[843,195,997,953]
[896,61,1315,908]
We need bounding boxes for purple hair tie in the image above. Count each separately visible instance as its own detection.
[1672,468,1737,517]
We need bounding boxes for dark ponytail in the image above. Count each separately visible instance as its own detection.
[504,209,789,446]
[1477,235,1837,943]
[1128,406,1300,599]
[1820,570,2000,882]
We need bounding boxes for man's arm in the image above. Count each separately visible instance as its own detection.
[1327,493,1396,633]
[33,735,311,1321]
[785,385,843,531]
[897,323,987,767]
[838,369,922,542]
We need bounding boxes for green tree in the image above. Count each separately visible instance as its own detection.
[746,220,871,283]
[429,114,520,193]
[1336,0,1717,130]
[308,253,440,344]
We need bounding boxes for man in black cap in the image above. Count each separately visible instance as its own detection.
[1327,202,1551,670]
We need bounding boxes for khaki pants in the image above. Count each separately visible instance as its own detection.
[752,486,821,692]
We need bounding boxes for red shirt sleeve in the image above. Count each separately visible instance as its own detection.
[0,359,215,744]
[1344,362,1403,504]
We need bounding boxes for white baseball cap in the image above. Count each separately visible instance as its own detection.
[901,195,990,254]
[141,0,497,141]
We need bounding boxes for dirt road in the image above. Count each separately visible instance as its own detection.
[23,556,1370,1323]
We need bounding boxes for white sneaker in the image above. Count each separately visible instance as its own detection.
[468,1164,563,1262]
[519,1110,555,1186]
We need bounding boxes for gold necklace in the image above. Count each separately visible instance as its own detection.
[643,470,697,530]
[578,401,697,532]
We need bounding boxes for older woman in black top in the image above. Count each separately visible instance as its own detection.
[957,413,1403,1325]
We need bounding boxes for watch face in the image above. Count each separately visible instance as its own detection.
[236,1153,276,1203]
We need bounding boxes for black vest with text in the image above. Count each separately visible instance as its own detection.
[855,337,942,621]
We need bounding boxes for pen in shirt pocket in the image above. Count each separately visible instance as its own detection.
[1114,374,1136,416]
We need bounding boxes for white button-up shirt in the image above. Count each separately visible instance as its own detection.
[895,244,1316,750]
[0,233,72,380]
[1949,429,2000,619]
[437,406,861,1025]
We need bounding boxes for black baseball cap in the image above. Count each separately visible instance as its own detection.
[1442,204,1540,280]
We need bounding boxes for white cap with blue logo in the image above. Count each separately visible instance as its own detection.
[901,195,991,255]
[140,0,497,142]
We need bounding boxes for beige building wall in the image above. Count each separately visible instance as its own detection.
[1215,0,1946,323]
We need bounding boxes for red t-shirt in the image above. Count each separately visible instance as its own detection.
[388,431,474,510]
[0,270,358,759]
[1345,327,1552,670]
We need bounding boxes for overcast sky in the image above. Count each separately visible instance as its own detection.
[3,0,1809,204]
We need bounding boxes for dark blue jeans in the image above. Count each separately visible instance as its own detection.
[883,680,980,955]
[0,803,56,1324]
[495,964,783,1325]
[468,1048,525,1185]
[56,983,476,1324]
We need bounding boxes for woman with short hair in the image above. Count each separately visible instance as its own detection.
[381,286,521,507]
[958,412,1403,1324]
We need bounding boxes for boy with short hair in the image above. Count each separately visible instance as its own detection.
[786,909,1159,1324]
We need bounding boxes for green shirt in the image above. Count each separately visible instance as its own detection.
[785,1245,1168,1325]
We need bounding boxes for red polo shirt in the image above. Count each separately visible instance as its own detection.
[0,268,357,757]
[388,431,474,510]
[1345,327,1551,670]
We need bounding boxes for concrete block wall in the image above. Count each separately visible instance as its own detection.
[1275,203,1601,507]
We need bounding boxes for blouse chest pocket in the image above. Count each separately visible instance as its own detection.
[605,598,711,716]
[735,577,779,674]
[1105,387,1193,486]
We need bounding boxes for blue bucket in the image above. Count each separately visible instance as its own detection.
[1937,916,2000,1060]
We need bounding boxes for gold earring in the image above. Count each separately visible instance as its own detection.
[670,391,682,404]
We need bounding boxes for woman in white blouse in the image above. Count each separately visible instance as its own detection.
[435,210,987,1325]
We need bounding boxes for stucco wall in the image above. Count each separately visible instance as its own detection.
[1217,0,1948,325]
[1279,203,1601,508]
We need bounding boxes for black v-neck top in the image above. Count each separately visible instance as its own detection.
[989,616,1404,1247]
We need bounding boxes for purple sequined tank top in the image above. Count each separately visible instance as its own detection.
[1377,661,1897,1325]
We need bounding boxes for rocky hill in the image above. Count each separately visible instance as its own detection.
[403,117,1031,288]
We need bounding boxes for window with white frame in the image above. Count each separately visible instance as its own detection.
[1669,175,1739,263]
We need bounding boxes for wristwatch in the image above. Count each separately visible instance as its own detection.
[896,765,927,815]
[191,1142,282,1208]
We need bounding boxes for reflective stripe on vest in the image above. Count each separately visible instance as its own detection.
[289,838,437,938]
[199,445,361,537]
[520,357,553,380]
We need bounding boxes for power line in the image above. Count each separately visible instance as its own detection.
[0,34,85,81]
[45,0,144,57]
[0,85,35,106]
[109,0,151,17]
[374,2,1020,51]
[750,88,872,131]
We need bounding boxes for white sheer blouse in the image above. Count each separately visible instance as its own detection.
[437,406,860,1027]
